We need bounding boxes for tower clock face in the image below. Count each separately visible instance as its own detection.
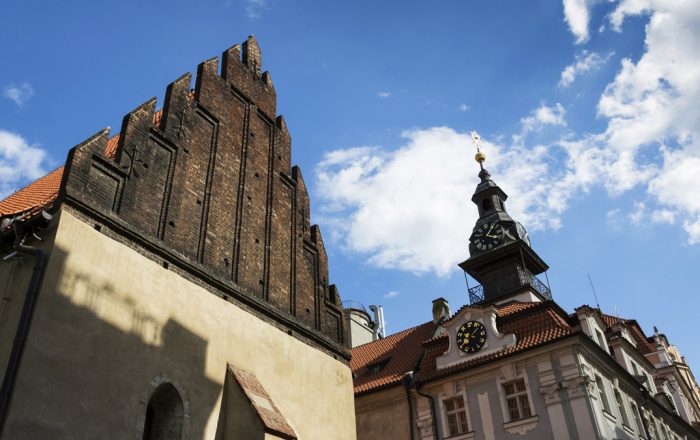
[456,320,487,353]
[472,222,504,251]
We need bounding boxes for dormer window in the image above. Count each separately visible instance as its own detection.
[595,329,609,353]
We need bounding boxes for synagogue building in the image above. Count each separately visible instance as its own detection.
[0,36,356,439]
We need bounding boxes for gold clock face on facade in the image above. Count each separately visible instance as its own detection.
[456,321,487,353]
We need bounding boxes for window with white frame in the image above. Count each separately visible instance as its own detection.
[595,329,607,350]
[595,376,612,414]
[614,389,631,427]
[630,361,639,376]
[630,402,645,437]
[502,379,532,421]
[443,396,469,436]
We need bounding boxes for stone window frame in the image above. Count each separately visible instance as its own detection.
[439,382,474,439]
[595,329,607,352]
[613,388,632,429]
[442,395,469,437]
[594,375,613,416]
[497,375,536,423]
[629,401,646,439]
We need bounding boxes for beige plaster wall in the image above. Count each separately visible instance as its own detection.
[2,210,356,439]
[355,386,411,440]
[0,226,57,384]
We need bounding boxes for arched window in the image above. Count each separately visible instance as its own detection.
[481,198,492,211]
[142,383,184,440]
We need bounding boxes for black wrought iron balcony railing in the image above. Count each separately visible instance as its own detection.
[341,300,369,314]
[468,273,552,305]
[468,284,485,305]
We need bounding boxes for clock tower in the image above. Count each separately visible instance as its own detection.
[458,133,551,305]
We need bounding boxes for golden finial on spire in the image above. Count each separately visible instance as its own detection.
[471,130,486,164]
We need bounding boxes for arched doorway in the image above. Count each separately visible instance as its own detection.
[142,383,184,440]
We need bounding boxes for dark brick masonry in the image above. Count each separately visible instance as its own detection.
[59,36,348,359]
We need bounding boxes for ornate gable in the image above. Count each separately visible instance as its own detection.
[436,305,517,370]
[59,36,346,356]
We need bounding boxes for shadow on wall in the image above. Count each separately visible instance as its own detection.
[2,244,223,440]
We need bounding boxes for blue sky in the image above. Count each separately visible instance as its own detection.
[2,1,699,369]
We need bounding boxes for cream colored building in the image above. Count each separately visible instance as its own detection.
[0,36,356,440]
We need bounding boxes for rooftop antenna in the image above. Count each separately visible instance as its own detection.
[587,273,601,309]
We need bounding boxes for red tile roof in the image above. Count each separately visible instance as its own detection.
[351,321,437,395]
[601,313,656,354]
[0,110,165,221]
[352,299,669,395]
[0,167,64,218]
[351,301,576,394]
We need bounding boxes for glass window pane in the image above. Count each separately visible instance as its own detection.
[504,382,514,395]
[507,397,520,420]
[459,411,468,432]
[519,395,532,417]
[448,413,458,435]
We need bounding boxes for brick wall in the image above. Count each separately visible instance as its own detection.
[60,36,347,353]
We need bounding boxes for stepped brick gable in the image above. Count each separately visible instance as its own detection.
[58,36,346,354]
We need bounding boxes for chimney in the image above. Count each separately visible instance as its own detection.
[369,305,386,340]
[432,298,451,324]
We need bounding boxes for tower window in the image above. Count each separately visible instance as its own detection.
[481,198,492,211]
[142,383,184,440]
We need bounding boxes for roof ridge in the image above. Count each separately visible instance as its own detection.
[351,320,433,349]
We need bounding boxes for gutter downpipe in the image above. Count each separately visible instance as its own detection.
[415,386,440,440]
[0,221,48,435]
[403,372,416,440]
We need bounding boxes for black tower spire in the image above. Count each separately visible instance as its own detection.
[459,133,550,304]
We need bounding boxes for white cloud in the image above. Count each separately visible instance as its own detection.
[559,51,613,87]
[384,291,400,299]
[560,0,700,241]
[598,1,700,241]
[458,103,470,112]
[315,0,700,276]
[244,0,268,19]
[563,0,596,44]
[377,91,392,99]
[316,128,580,276]
[628,202,646,224]
[0,130,50,198]
[626,203,676,227]
[518,103,567,140]
[651,209,676,225]
[3,83,34,107]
